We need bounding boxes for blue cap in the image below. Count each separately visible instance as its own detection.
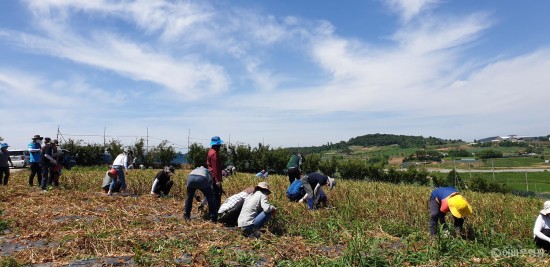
[210,136,223,146]
[0,143,9,148]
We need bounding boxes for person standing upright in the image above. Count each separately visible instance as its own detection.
[109,150,133,195]
[0,143,14,185]
[286,152,304,184]
[40,137,56,191]
[28,135,43,186]
[207,136,223,211]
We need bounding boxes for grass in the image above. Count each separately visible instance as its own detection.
[1,167,550,266]
[467,171,550,193]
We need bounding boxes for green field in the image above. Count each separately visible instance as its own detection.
[1,168,550,266]
[474,171,550,193]
[437,157,546,169]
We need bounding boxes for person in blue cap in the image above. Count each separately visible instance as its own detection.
[207,136,224,211]
[0,143,14,185]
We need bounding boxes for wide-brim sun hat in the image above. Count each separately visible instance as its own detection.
[540,200,550,215]
[255,182,271,194]
[32,135,43,140]
[448,195,473,218]
[210,136,224,146]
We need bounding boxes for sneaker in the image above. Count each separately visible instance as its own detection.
[243,228,261,238]
[251,229,262,238]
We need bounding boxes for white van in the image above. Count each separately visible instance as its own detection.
[9,150,30,168]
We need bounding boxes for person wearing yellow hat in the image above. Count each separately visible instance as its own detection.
[533,200,550,251]
[429,186,473,236]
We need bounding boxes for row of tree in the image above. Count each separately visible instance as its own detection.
[286,133,464,154]
[61,138,177,168]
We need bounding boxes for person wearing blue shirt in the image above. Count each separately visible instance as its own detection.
[429,186,473,236]
[28,135,43,186]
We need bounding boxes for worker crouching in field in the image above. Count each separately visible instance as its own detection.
[533,200,550,251]
[150,166,175,197]
[298,173,335,210]
[102,169,122,194]
[184,166,217,222]
[238,182,277,238]
[218,187,255,226]
[286,179,328,209]
[429,186,473,236]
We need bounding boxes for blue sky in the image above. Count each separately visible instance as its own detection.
[1,0,549,152]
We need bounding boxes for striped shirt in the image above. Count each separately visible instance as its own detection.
[218,191,250,214]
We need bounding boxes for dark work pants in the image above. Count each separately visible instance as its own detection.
[213,182,223,213]
[287,167,301,185]
[218,201,244,226]
[152,180,174,195]
[41,163,51,190]
[0,167,9,185]
[28,162,41,186]
[429,198,464,235]
[535,228,550,251]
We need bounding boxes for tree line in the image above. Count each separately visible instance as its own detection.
[61,138,177,168]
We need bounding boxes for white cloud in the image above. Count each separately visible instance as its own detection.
[384,0,440,23]
[1,0,549,149]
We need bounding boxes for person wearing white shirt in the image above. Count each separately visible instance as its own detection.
[237,182,277,238]
[218,187,254,226]
[109,150,133,195]
[533,200,550,251]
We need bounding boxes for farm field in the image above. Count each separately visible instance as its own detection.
[470,171,550,194]
[1,168,550,266]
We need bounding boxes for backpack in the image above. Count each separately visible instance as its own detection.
[286,179,306,201]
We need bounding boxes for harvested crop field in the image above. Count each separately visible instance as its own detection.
[1,168,549,266]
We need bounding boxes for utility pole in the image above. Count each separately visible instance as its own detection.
[57,125,60,140]
[525,171,529,191]
[491,160,495,181]
[146,127,149,153]
[103,127,106,147]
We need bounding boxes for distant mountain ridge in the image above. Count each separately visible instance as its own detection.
[286,133,463,154]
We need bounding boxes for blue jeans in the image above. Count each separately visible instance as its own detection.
[111,165,126,191]
[242,211,273,232]
[184,186,217,222]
